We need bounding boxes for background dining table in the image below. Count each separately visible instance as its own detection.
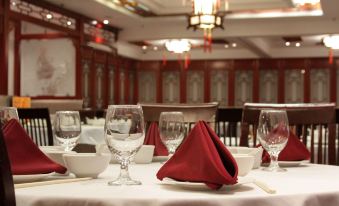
[15,162,339,206]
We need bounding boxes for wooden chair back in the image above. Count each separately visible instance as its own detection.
[0,122,16,206]
[17,108,54,146]
[215,107,243,146]
[139,102,219,134]
[240,103,336,165]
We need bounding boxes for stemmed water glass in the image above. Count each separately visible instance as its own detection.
[54,111,81,152]
[257,109,289,172]
[0,106,19,125]
[159,112,185,157]
[104,105,145,185]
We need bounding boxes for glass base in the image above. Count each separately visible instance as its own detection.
[108,177,141,186]
[262,165,287,172]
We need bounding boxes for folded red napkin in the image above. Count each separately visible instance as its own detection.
[261,131,311,163]
[157,121,238,190]
[2,119,67,175]
[144,122,168,156]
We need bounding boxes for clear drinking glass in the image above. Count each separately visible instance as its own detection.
[0,107,19,125]
[104,105,145,185]
[54,111,81,152]
[257,109,289,172]
[159,112,185,157]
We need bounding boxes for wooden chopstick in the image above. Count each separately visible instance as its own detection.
[15,177,92,189]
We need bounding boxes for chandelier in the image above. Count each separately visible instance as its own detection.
[323,35,339,64]
[165,39,191,54]
[187,0,225,52]
[323,35,339,50]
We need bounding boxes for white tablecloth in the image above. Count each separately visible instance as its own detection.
[15,163,339,206]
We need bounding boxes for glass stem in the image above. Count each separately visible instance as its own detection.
[119,159,131,180]
[270,151,279,168]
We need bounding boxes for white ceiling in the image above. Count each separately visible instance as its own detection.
[44,0,339,60]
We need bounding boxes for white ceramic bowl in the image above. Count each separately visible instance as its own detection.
[63,153,111,178]
[232,154,254,176]
[228,146,263,169]
[134,145,155,164]
[43,150,76,167]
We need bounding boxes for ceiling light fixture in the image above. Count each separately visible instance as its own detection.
[103,19,109,25]
[66,21,72,26]
[323,35,339,64]
[323,35,339,49]
[46,14,53,19]
[285,41,291,46]
[187,0,226,52]
[91,20,98,25]
[292,0,320,6]
[295,42,301,47]
[165,39,191,54]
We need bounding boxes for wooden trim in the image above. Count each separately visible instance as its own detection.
[0,0,9,94]
[180,66,186,103]
[204,64,210,103]
[329,59,339,102]
[19,33,71,40]
[278,60,285,103]
[155,66,162,103]
[253,60,259,102]
[14,20,20,95]
[304,60,311,103]
[9,11,79,36]
[228,61,235,106]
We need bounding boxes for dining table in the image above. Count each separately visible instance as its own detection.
[15,162,339,206]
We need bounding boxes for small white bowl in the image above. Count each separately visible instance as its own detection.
[63,153,111,178]
[228,146,263,169]
[134,145,155,164]
[232,154,254,176]
[43,150,76,167]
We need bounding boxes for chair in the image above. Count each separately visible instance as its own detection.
[31,99,83,115]
[215,107,243,146]
[17,108,54,146]
[240,103,336,165]
[140,102,219,134]
[0,123,16,206]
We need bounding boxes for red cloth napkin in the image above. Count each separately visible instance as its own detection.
[144,122,168,156]
[157,121,238,190]
[2,119,67,175]
[261,131,311,163]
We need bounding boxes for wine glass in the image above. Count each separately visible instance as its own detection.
[0,107,19,125]
[54,111,81,152]
[159,112,185,157]
[257,109,289,172]
[104,105,145,185]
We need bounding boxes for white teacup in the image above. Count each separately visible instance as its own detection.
[134,145,155,164]
[63,153,111,178]
[232,154,254,176]
[228,146,263,169]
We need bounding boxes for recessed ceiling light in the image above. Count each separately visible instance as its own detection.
[11,1,16,6]
[301,69,306,74]
[231,43,237,47]
[295,42,301,47]
[224,44,229,48]
[142,45,148,50]
[91,20,98,25]
[46,14,53,19]
[153,46,158,51]
[66,21,72,26]
[103,19,109,25]
[285,41,291,46]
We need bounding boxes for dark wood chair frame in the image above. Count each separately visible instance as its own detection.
[17,108,54,146]
[240,103,337,165]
